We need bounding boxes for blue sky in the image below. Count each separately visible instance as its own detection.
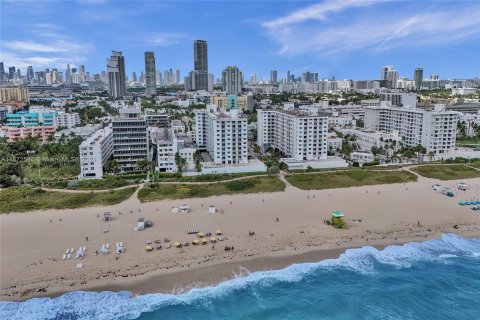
[1,0,480,80]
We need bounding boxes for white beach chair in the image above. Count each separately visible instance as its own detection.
[65,249,70,254]
[82,247,86,252]
[120,242,123,247]
[106,244,110,249]
[66,254,71,260]
[70,248,74,253]
[62,254,67,260]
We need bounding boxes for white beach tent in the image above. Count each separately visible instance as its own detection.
[208,205,216,214]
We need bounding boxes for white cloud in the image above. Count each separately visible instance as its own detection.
[262,1,480,57]
[4,40,83,53]
[146,33,187,46]
[263,0,376,29]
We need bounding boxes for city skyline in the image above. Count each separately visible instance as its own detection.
[1,0,480,80]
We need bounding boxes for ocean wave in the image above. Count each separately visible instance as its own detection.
[1,233,479,320]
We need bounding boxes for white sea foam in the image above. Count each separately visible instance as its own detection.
[1,234,479,320]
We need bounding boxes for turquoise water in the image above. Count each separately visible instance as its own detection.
[1,234,479,320]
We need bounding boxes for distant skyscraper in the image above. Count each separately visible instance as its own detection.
[175,70,180,84]
[381,65,398,89]
[107,51,126,98]
[270,70,278,85]
[132,71,137,82]
[185,40,209,91]
[65,64,72,85]
[286,70,291,83]
[155,70,161,84]
[0,62,4,82]
[222,66,244,95]
[79,64,85,82]
[194,40,208,72]
[250,74,257,85]
[8,67,15,80]
[414,68,423,89]
[144,51,156,95]
[26,66,34,81]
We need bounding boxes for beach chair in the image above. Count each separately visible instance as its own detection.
[62,254,67,260]
[66,254,71,260]
[65,249,70,254]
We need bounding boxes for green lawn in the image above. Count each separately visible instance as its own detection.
[0,186,137,213]
[138,176,285,202]
[411,164,480,180]
[286,169,417,190]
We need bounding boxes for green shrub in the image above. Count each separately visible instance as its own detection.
[226,180,255,191]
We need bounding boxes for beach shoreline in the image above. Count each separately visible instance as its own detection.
[2,175,480,302]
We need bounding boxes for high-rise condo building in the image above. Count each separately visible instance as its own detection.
[144,51,156,95]
[222,66,243,95]
[365,103,458,155]
[194,105,248,165]
[414,68,423,90]
[257,109,328,162]
[107,51,126,98]
[112,107,150,172]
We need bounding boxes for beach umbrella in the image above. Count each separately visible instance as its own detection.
[202,238,208,245]
[192,239,199,245]
[210,236,217,243]
[198,232,205,238]
[459,201,465,206]
[145,246,153,252]
[216,229,222,235]
[174,242,182,248]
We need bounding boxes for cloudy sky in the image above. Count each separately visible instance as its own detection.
[1,0,480,80]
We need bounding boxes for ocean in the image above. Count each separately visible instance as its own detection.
[1,233,479,320]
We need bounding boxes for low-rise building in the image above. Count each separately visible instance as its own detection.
[6,126,55,143]
[210,94,254,111]
[452,88,477,96]
[338,128,401,153]
[79,126,114,179]
[56,112,80,128]
[379,92,417,107]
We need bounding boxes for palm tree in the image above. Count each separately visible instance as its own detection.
[427,151,435,162]
[174,152,186,174]
[193,150,202,172]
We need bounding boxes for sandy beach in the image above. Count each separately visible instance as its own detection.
[1,174,480,302]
